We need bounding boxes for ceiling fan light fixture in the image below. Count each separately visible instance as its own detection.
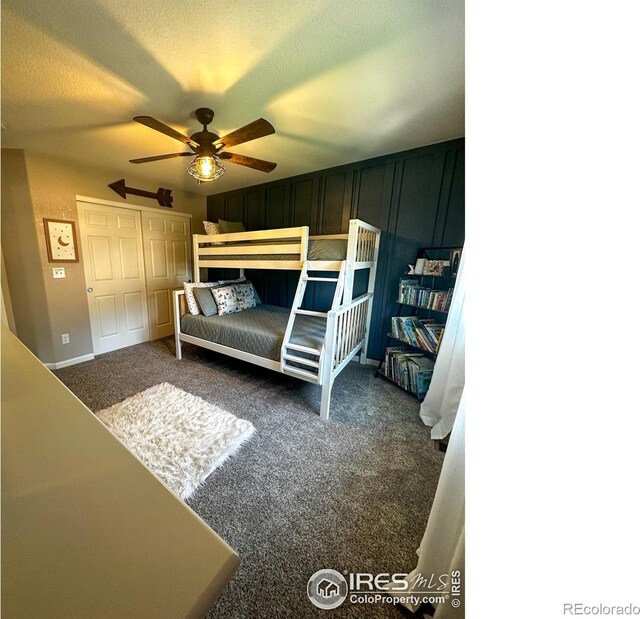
[131,110,276,178]
[187,154,225,182]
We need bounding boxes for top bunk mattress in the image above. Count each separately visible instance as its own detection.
[203,238,347,262]
[180,304,326,361]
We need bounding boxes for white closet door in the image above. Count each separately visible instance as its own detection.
[141,212,192,340]
[78,203,149,354]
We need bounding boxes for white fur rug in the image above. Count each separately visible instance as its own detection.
[96,383,255,500]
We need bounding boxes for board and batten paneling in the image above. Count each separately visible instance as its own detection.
[206,138,464,360]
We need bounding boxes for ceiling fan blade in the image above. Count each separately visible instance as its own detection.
[214,118,275,149]
[133,116,199,147]
[129,152,193,164]
[219,152,277,173]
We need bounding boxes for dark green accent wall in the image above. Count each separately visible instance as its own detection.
[207,138,464,360]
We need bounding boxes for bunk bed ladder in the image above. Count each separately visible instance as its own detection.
[280,262,346,384]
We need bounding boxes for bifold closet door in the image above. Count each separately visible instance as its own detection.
[78,203,150,354]
[141,212,192,340]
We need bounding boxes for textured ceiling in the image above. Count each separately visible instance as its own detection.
[1,0,464,195]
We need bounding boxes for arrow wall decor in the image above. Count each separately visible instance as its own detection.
[108,179,173,208]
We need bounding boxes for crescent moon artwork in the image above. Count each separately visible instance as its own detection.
[44,218,78,262]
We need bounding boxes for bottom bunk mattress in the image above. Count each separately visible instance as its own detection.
[180,304,326,361]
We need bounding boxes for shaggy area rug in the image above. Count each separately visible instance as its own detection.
[96,382,255,500]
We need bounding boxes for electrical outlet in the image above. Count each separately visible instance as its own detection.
[53,267,66,279]
[61,334,70,345]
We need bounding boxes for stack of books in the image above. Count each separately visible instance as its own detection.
[390,317,445,354]
[397,279,454,311]
[384,347,434,398]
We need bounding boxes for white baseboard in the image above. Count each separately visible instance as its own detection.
[353,355,380,367]
[44,353,95,370]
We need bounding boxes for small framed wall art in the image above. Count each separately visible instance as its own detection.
[43,218,79,262]
[449,248,462,276]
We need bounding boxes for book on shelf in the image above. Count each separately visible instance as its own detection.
[385,347,422,386]
[398,279,418,306]
[397,281,454,312]
[383,347,434,398]
[445,287,454,311]
[391,316,445,354]
[384,347,405,382]
[410,356,434,398]
[402,318,420,348]
[419,319,445,352]
[410,320,428,349]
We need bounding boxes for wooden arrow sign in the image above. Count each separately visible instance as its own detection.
[108,179,173,208]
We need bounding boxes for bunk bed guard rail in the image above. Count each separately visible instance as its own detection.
[347,219,379,264]
[323,292,373,381]
[193,219,380,277]
[193,226,310,275]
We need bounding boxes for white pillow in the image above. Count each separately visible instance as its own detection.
[203,220,223,245]
[183,281,219,315]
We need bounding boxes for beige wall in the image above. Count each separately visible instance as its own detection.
[1,149,56,360]
[1,148,206,364]
[1,248,17,334]
[2,325,239,616]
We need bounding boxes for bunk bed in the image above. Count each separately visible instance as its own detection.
[173,219,381,420]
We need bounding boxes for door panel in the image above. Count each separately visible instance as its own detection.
[153,289,172,327]
[172,241,188,277]
[171,220,187,235]
[87,211,108,227]
[148,217,166,233]
[141,212,192,340]
[78,203,150,354]
[117,214,137,229]
[150,239,168,278]
[124,292,146,332]
[95,295,118,337]
[88,236,114,281]
[119,238,142,279]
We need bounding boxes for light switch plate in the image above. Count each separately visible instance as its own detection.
[52,267,65,279]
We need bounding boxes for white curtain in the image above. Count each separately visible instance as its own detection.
[386,258,466,615]
[420,251,466,439]
[388,393,466,616]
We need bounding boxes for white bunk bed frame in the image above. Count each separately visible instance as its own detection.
[173,219,381,419]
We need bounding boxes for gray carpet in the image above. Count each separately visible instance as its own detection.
[54,338,444,618]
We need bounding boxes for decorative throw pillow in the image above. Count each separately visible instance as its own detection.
[203,221,223,245]
[193,287,218,317]
[252,284,262,305]
[211,282,258,316]
[183,281,219,315]
[218,219,246,234]
[215,277,260,304]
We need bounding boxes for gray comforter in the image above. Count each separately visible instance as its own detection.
[180,304,326,361]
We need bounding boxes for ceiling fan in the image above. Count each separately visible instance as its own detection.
[130,107,277,182]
